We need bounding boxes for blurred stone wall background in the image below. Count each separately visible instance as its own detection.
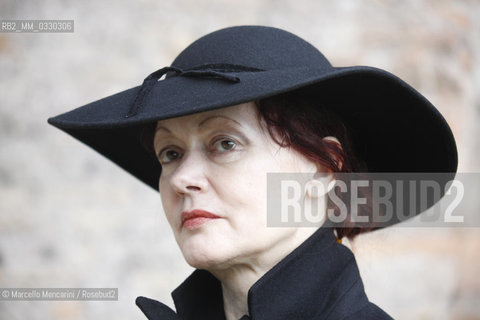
[1,0,479,319]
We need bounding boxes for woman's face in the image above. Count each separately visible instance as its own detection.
[153,102,321,270]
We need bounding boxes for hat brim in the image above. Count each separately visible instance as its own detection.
[48,65,458,194]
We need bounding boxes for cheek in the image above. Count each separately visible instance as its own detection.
[225,167,270,225]
[159,181,177,225]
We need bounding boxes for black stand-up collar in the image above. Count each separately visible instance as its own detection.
[136,227,392,320]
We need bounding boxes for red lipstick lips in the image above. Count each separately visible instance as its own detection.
[181,209,220,229]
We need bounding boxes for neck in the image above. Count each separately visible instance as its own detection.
[209,227,318,320]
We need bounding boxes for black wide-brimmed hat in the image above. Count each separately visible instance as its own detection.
[48,25,457,197]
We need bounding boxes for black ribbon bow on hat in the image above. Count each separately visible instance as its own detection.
[125,63,263,118]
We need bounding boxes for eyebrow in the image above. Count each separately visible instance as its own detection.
[155,115,242,134]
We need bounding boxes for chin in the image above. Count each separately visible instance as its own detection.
[183,250,227,270]
[181,242,233,270]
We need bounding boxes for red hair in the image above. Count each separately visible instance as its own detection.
[255,87,372,241]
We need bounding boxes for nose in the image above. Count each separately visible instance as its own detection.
[168,149,209,196]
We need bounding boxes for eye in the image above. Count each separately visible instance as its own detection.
[212,137,237,153]
[156,137,238,165]
[157,148,182,165]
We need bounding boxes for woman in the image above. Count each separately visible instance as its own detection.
[48,26,457,319]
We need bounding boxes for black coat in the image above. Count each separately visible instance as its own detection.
[136,228,393,319]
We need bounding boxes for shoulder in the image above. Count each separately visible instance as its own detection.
[337,302,394,320]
